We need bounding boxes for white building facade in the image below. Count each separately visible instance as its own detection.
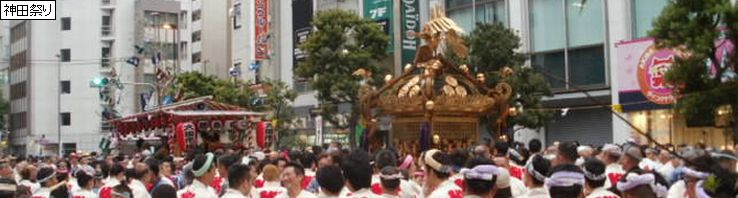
[7,0,192,156]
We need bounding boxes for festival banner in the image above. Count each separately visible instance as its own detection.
[616,38,684,111]
[363,0,393,53]
[400,0,420,66]
[255,0,269,60]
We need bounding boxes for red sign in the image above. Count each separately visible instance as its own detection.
[636,45,684,105]
[255,0,269,60]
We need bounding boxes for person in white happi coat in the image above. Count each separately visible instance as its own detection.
[254,164,288,198]
[598,144,624,189]
[582,158,619,198]
[177,152,219,198]
[99,163,126,198]
[341,150,383,198]
[616,144,668,198]
[377,166,413,198]
[30,166,61,198]
[421,149,464,198]
[459,157,501,198]
[221,164,254,198]
[314,165,343,198]
[129,162,152,198]
[72,167,98,198]
[18,164,39,194]
[278,163,316,198]
[520,155,550,198]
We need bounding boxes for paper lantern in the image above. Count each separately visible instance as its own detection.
[176,122,196,151]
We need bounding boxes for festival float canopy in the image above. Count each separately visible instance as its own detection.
[107,96,265,135]
[359,6,514,149]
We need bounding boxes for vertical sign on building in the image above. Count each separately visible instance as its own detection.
[254,0,269,60]
[401,0,420,66]
[363,0,393,53]
[293,0,314,68]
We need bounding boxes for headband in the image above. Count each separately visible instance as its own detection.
[616,172,667,197]
[192,153,215,177]
[682,167,710,179]
[545,171,584,188]
[112,191,132,198]
[459,165,499,181]
[38,169,57,183]
[424,149,451,173]
[623,144,643,161]
[525,161,547,182]
[602,144,622,156]
[711,152,738,161]
[577,146,593,153]
[399,155,413,170]
[582,168,607,181]
[379,173,404,180]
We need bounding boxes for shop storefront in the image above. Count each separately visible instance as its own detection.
[616,38,734,148]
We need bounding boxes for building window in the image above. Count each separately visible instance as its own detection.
[61,17,71,30]
[10,81,26,100]
[192,31,201,42]
[233,3,242,29]
[446,0,507,32]
[60,49,71,62]
[632,0,669,38]
[192,10,201,21]
[60,112,71,126]
[192,52,201,63]
[9,112,27,130]
[61,81,70,94]
[529,0,606,90]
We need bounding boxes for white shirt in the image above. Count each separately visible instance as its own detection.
[657,162,675,180]
[160,175,176,187]
[586,187,619,198]
[276,190,316,198]
[345,188,383,198]
[73,188,98,198]
[604,163,625,189]
[31,187,52,198]
[425,180,463,198]
[19,179,40,194]
[519,187,550,198]
[370,175,419,198]
[130,179,152,198]
[509,177,527,197]
[253,181,288,198]
[178,179,219,198]
[668,180,686,198]
[222,188,250,198]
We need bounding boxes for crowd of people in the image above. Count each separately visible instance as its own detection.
[0,139,736,198]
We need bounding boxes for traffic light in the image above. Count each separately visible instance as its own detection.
[91,77,109,88]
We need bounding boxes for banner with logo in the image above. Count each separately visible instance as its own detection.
[400,0,419,66]
[254,0,269,60]
[616,38,684,112]
[293,0,313,69]
[364,0,393,53]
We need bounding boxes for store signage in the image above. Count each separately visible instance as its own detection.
[401,0,419,66]
[364,0,393,53]
[636,45,682,105]
[293,0,313,68]
[255,0,269,60]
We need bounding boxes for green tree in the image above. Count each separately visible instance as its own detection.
[170,72,257,108]
[261,79,297,143]
[650,0,738,141]
[296,9,389,147]
[0,93,8,130]
[464,23,553,133]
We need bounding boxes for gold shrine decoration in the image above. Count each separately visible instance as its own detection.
[357,5,514,149]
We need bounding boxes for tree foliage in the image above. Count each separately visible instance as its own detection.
[170,72,258,108]
[465,23,553,129]
[650,0,738,140]
[296,9,389,133]
[261,79,298,135]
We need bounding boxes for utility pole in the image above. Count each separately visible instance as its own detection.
[56,54,62,157]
